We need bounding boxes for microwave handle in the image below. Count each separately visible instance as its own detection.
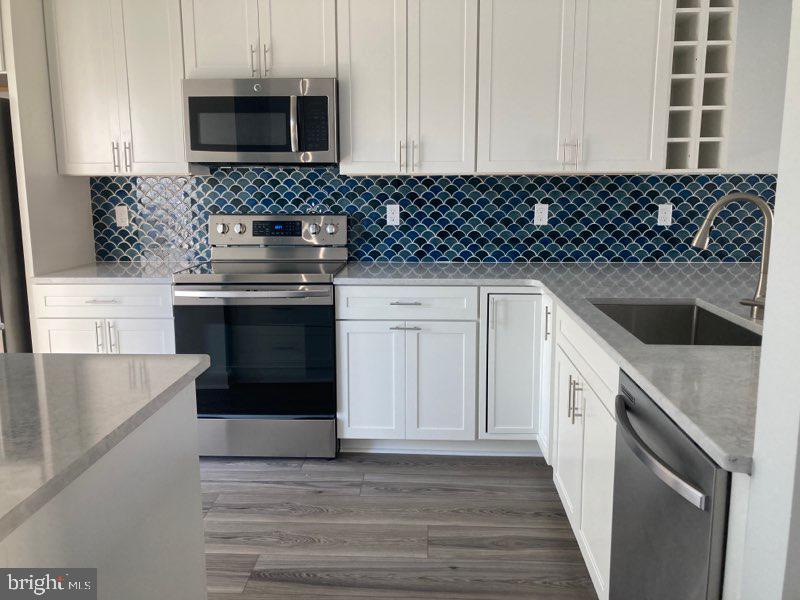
[289,95,299,152]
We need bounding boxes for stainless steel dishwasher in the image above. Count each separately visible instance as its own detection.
[609,371,730,600]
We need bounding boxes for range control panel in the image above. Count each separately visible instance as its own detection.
[209,214,348,247]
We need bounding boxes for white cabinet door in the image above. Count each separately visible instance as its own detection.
[476,0,575,173]
[407,0,478,174]
[579,385,617,600]
[406,321,476,440]
[119,0,188,174]
[182,0,261,79]
[485,294,541,437]
[337,0,407,174]
[259,0,336,77]
[37,319,105,354]
[44,0,124,175]
[571,0,671,172]
[108,319,175,354]
[553,346,584,528]
[337,321,406,439]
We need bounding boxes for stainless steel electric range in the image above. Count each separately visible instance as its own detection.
[172,213,347,458]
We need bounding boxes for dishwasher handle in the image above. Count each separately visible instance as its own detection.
[615,394,708,511]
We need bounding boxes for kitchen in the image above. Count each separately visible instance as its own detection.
[0,0,799,598]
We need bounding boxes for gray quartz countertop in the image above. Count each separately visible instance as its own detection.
[336,262,763,473]
[0,353,209,542]
[31,261,190,284]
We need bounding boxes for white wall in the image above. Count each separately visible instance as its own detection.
[726,0,792,173]
[740,1,800,596]
[2,0,94,278]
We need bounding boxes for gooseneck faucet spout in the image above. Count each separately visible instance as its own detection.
[691,192,773,320]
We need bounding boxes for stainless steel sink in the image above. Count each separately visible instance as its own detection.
[591,301,762,346]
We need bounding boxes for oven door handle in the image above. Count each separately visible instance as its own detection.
[615,394,708,511]
[174,290,328,299]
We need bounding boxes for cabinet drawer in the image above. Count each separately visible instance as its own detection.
[555,306,619,406]
[33,284,173,319]
[336,286,478,321]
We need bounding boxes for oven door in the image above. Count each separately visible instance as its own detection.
[183,78,337,164]
[173,285,336,419]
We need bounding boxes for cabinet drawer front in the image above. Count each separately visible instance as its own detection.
[336,286,478,320]
[555,306,618,412]
[33,284,173,319]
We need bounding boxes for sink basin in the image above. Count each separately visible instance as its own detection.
[591,301,762,346]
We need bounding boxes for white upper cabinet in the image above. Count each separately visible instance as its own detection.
[45,0,187,175]
[182,0,260,79]
[477,0,574,173]
[571,0,672,172]
[338,0,478,175]
[260,0,337,77]
[405,321,476,440]
[338,0,407,174]
[45,0,124,176]
[182,0,336,79]
[119,0,187,174]
[407,0,478,174]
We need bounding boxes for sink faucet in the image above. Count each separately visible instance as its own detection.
[691,192,774,320]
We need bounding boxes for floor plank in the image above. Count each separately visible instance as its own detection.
[240,556,596,599]
[428,525,584,563]
[204,519,428,558]
[360,472,560,500]
[205,553,258,593]
[207,493,569,528]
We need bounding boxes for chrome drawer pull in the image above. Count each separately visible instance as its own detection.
[571,381,584,424]
[85,298,121,305]
[389,301,422,306]
[390,326,421,331]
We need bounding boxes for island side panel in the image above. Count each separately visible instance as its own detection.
[0,384,206,600]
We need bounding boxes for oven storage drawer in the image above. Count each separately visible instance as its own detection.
[335,286,478,321]
[32,284,173,319]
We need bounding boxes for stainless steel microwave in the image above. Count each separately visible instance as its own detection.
[183,78,337,165]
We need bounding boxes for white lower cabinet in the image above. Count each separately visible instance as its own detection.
[553,308,619,600]
[36,318,175,354]
[337,320,477,441]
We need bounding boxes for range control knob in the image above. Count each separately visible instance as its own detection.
[233,223,246,235]
[216,223,229,234]
[325,223,338,235]
[309,223,321,235]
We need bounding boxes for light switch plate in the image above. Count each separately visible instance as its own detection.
[534,203,549,225]
[657,203,673,226]
[386,204,400,226]
[114,204,130,227]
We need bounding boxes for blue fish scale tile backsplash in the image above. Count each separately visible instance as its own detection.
[91,168,776,263]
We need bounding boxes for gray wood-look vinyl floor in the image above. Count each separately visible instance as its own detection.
[201,453,597,599]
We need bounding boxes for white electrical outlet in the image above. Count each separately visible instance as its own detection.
[534,203,549,225]
[114,204,130,227]
[657,203,673,226]
[386,204,401,226]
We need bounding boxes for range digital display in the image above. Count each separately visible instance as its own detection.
[253,220,302,237]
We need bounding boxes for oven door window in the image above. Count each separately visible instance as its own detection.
[187,96,291,152]
[174,305,335,418]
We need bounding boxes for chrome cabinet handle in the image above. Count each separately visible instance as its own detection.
[389,301,422,306]
[563,139,579,170]
[250,44,258,77]
[544,306,551,340]
[123,141,132,172]
[411,140,417,171]
[399,140,406,170]
[85,298,120,305]
[571,380,584,424]
[289,95,299,152]
[615,394,708,510]
[263,44,272,74]
[95,320,105,353]
[111,141,120,173]
[107,321,118,353]
[390,326,421,331]
[567,375,574,418]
